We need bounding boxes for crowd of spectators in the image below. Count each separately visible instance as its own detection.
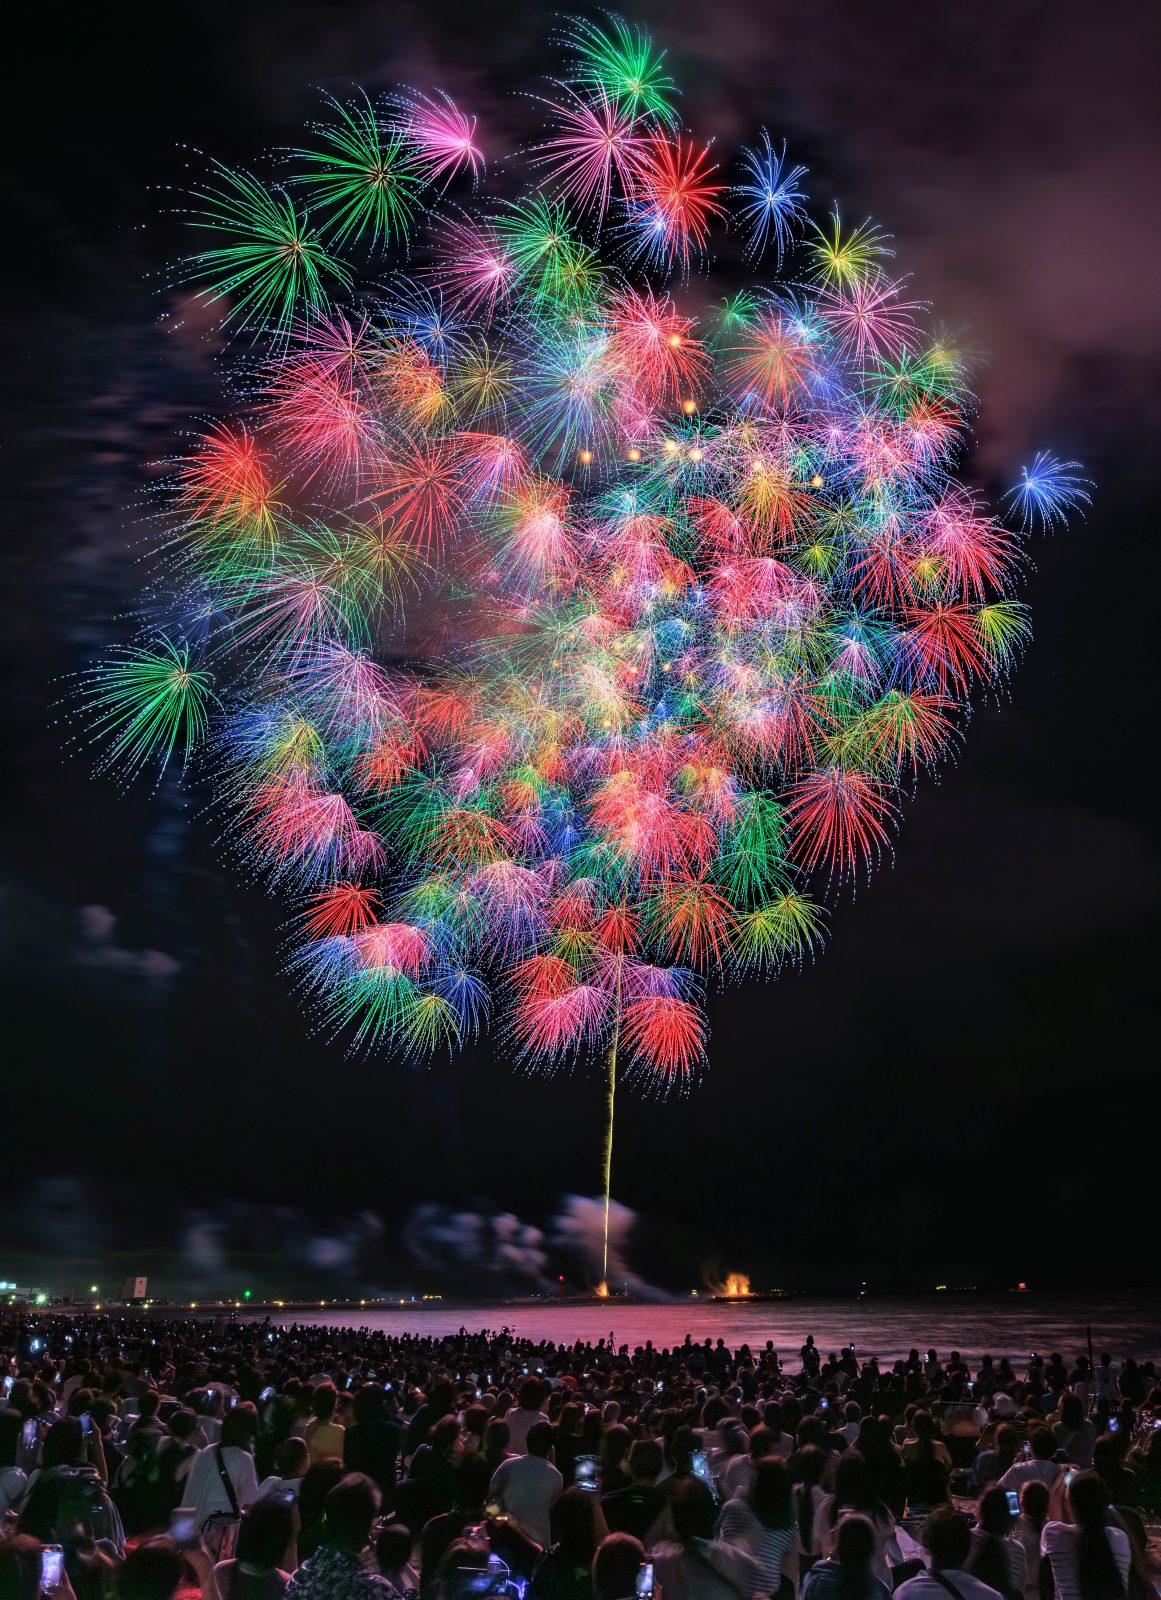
[2,1313,1158,1600]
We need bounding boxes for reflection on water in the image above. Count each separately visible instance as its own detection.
[273,1291,1161,1365]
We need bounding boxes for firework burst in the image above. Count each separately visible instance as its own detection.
[80,16,1086,1120]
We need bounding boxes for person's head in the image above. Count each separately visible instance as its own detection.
[115,1539,187,1600]
[844,1401,861,1424]
[671,1478,718,1545]
[138,1392,161,1420]
[1020,1480,1050,1529]
[1066,1472,1124,1600]
[994,1423,1019,1464]
[627,1436,663,1486]
[921,1507,973,1572]
[376,1522,414,1576]
[1092,1435,1126,1479]
[749,1458,794,1530]
[593,1533,644,1600]
[912,1409,936,1442]
[834,1514,877,1575]
[549,1487,601,1558]
[455,1453,491,1510]
[312,1383,338,1422]
[0,1534,42,1600]
[602,1422,631,1470]
[0,1410,23,1471]
[1066,1471,1108,1529]
[273,1436,310,1479]
[429,1414,460,1457]
[221,1404,259,1450]
[526,1421,554,1459]
[321,1472,381,1554]
[297,1459,348,1532]
[1029,1427,1055,1462]
[462,1403,488,1439]
[42,1417,84,1469]
[352,1383,389,1424]
[719,1421,749,1458]
[166,1409,198,1444]
[435,1538,488,1600]
[484,1417,510,1459]
[977,1487,1014,1538]
[519,1378,545,1411]
[1060,1394,1085,1429]
[832,1451,869,1510]
[237,1498,295,1572]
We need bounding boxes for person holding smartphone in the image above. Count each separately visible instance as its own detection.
[0,1535,77,1600]
[965,1488,1027,1600]
[592,1532,646,1600]
[998,1429,1062,1494]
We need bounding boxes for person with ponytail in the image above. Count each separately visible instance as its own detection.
[801,1514,891,1600]
[717,1456,798,1597]
[1014,1481,1050,1600]
[1041,1471,1129,1600]
[794,1446,828,1575]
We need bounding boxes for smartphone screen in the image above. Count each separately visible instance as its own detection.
[169,1511,198,1546]
[1006,1491,1020,1516]
[575,1455,600,1491]
[40,1547,65,1591]
[22,1419,38,1449]
[636,1562,654,1600]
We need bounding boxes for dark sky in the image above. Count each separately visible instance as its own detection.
[4,0,1159,1299]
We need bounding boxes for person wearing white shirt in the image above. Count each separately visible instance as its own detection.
[184,1411,261,1530]
[1094,1357,1120,1407]
[840,1403,863,1447]
[896,1507,1006,1600]
[651,1478,767,1600]
[488,1421,562,1547]
[1040,1472,1130,1600]
[502,1380,551,1456]
[999,1429,1062,1493]
[1012,1481,1052,1600]
[717,1459,800,1593]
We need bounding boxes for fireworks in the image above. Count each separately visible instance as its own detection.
[80,17,1087,1094]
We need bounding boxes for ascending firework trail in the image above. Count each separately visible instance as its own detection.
[73,18,1089,1279]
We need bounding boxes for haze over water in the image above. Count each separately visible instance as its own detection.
[269,1293,1161,1367]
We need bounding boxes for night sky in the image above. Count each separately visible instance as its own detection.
[4,0,1159,1298]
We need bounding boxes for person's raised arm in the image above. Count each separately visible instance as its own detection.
[85,1423,108,1484]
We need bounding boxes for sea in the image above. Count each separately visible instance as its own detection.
[260,1291,1161,1367]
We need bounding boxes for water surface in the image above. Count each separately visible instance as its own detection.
[269,1291,1161,1366]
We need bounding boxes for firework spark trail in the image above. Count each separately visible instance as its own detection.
[76,17,1088,1265]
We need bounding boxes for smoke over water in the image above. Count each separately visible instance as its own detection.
[402,1194,669,1297]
